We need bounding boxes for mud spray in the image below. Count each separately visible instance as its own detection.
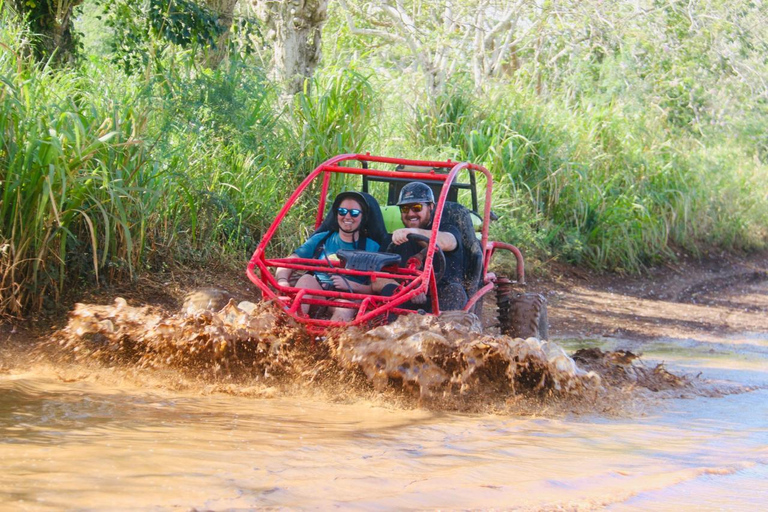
[27,296,696,415]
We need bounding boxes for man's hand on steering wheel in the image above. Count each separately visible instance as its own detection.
[390,228,418,245]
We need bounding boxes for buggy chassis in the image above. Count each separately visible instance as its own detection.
[246,154,529,335]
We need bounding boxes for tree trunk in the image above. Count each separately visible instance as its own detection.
[8,0,83,66]
[204,0,239,69]
[252,0,329,96]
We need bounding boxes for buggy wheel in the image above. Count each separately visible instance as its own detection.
[499,292,548,340]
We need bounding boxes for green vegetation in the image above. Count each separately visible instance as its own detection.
[1,1,767,318]
[412,86,768,272]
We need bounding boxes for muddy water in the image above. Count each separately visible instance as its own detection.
[557,335,768,511]
[2,328,767,510]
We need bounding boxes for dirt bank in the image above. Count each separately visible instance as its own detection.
[541,251,768,342]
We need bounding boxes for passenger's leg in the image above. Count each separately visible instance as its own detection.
[330,300,356,322]
[294,273,324,315]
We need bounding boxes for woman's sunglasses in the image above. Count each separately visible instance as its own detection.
[336,207,362,218]
[399,203,425,214]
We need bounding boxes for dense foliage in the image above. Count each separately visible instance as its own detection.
[1,0,766,318]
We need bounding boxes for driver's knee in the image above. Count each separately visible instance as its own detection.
[372,278,395,294]
[438,282,467,311]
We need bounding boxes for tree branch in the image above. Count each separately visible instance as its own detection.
[337,0,404,43]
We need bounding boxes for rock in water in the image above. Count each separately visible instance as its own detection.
[237,301,259,315]
[181,288,235,315]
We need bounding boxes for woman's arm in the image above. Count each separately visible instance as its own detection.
[275,254,299,286]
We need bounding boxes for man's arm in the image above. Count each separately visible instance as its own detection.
[391,227,457,252]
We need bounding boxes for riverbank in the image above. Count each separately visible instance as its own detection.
[542,251,768,342]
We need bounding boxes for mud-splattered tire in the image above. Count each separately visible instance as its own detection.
[499,292,548,340]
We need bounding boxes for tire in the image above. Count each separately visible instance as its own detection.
[499,292,548,340]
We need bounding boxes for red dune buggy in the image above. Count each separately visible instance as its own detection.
[246,154,548,337]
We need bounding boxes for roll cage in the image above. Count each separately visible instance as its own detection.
[246,154,525,335]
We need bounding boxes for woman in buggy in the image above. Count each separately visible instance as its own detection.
[274,191,381,321]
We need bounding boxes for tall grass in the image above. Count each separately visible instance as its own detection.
[0,39,170,315]
[291,67,378,169]
[0,15,292,317]
[289,67,378,208]
[409,84,768,272]
[0,12,381,318]
[141,52,289,258]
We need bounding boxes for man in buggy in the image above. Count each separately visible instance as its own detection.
[374,182,471,312]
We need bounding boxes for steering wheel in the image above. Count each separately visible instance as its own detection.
[386,233,446,284]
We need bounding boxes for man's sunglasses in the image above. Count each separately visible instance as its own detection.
[399,203,426,214]
[336,207,362,218]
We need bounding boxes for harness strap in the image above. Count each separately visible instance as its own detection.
[312,232,334,259]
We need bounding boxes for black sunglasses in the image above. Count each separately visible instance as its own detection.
[336,207,362,218]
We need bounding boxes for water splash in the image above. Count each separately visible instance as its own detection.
[329,311,600,398]
[43,298,691,410]
[52,298,306,380]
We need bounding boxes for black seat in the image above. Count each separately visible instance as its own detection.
[439,201,484,309]
[358,192,391,248]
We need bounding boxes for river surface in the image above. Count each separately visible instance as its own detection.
[1,331,766,511]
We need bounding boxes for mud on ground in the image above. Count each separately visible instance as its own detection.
[537,251,768,342]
